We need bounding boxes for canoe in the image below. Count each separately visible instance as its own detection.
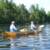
[4,32,16,39]
[4,32,37,39]
[3,25,44,39]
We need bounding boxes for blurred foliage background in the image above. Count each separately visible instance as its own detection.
[0,0,50,25]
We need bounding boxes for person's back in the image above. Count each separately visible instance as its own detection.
[10,21,17,32]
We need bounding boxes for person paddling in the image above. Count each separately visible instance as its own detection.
[10,21,17,32]
[30,21,36,32]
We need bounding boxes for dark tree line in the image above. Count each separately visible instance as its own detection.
[0,0,50,25]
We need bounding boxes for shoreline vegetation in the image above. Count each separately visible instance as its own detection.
[0,0,50,25]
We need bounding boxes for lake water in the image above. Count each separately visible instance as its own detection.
[0,24,50,50]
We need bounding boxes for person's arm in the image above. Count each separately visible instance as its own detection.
[33,24,36,29]
[13,25,17,30]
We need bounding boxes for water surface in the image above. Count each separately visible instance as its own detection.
[0,24,50,50]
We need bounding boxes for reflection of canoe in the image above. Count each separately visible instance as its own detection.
[4,25,44,39]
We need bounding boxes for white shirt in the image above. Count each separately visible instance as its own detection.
[10,24,17,32]
[31,23,36,30]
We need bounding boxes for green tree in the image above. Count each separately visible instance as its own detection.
[30,4,46,24]
[17,4,30,25]
[30,4,40,23]
[47,11,50,23]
